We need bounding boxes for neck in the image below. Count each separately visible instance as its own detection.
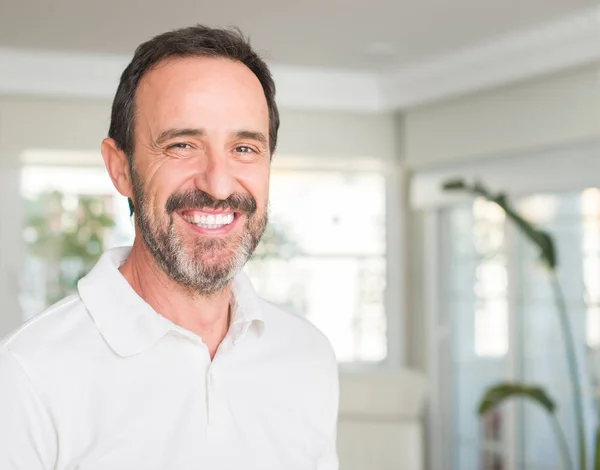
[119,238,232,359]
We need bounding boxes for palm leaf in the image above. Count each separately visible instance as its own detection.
[478,382,555,415]
[443,179,556,269]
[478,382,573,470]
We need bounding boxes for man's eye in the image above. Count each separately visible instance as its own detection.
[236,146,254,154]
[169,143,192,150]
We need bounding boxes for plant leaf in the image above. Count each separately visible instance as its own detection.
[441,179,558,269]
[478,382,556,415]
[537,230,556,269]
[594,425,600,470]
[442,179,466,191]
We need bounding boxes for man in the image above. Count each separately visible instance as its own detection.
[0,26,339,469]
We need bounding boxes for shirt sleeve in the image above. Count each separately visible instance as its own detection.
[316,434,339,470]
[0,349,57,469]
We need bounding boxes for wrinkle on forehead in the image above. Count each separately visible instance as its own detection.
[137,57,267,115]
[133,57,269,152]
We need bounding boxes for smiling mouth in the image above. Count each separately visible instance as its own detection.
[180,211,238,230]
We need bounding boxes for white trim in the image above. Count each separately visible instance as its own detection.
[0,46,385,112]
[504,222,520,470]
[410,139,600,210]
[384,165,407,367]
[271,154,388,172]
[19,148,390,173]
[270,66,385,112]
[20,149,104,166]
[382,5,600,109]
[423,211,450,470]
[1,6,599,111]
[0,47,129,99]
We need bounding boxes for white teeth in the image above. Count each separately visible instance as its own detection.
[183,213,235,229]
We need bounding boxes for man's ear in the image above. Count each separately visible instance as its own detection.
[101,138,133,201]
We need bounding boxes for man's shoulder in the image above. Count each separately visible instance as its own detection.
[258,298,337,363]
[257,299,339,419]
[0,293,91,362]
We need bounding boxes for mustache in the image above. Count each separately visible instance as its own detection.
[165,189,257,215]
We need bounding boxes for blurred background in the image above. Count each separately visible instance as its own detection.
[1,0,600,469]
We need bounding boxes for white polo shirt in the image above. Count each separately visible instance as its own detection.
[0,247,339,470]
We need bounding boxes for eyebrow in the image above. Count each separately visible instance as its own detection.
[233,130,268,148]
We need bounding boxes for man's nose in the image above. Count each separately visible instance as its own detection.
[194,149,235,202]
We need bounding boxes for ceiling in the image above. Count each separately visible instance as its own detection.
[0,0,598,71]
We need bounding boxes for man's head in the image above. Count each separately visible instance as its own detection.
[101,26,279,295]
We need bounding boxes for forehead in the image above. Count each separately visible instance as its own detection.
[135,56,269,132]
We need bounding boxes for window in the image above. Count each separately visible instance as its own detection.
[443,199,509,470]
[246,169,387,363]
[20,165,134,320]
[20,160,388,363]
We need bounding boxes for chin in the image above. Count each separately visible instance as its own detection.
[194,244,245,270]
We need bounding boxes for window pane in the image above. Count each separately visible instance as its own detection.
[20,165,133,320]
[246,169,387,363]
[516,190,597,470]
[267,170,385,256]
[443,201,509,470]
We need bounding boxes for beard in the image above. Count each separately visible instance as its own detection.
[130,168,267,295]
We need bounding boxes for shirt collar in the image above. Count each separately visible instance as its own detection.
[77,246,264,357]
[229,270,265,344]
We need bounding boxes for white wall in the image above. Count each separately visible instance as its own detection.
[338,370,426,470]
[0,97,111,152]
[403,63,600,168]
[278,109,397,162]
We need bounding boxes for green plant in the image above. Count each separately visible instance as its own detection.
[24,190,115,306]
[479,383,573,470]
[443,179,593,470]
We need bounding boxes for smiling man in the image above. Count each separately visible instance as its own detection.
[0,26,339,470]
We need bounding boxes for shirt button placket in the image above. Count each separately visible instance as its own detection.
[205,369,211,435]
[207,373,224,436]
[206,349,229,438]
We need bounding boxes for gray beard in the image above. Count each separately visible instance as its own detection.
[130,170,267,295]
[140,213,263,295]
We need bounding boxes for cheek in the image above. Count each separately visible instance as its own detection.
[144,167,182,214]
[139,182,167,222]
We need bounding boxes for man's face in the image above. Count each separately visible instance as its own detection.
[130,57,271,294]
